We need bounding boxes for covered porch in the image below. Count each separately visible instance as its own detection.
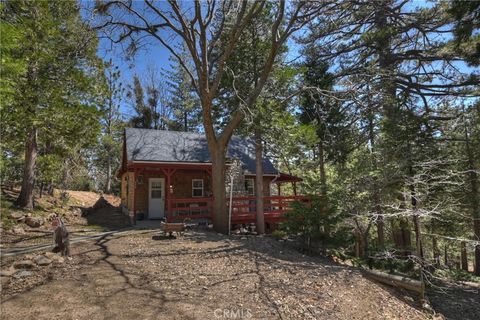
[121,162,308,227]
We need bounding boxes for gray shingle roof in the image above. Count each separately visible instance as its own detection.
[125,128,278,174]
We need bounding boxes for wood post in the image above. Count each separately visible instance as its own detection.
[461,241,468,271]
[444,244,448,266]
[161,168,176,222]
[133,169,137,225]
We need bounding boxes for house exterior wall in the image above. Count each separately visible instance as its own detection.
[120,167,275,219]
[171,170,212,198]
[128,169,211,217]
[121,172,135,213]
[134,170,166,217]
[244,175,274,196]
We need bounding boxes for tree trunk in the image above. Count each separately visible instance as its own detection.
[16,127,37,209]
[318,141,327,198]
[184,111,188,132]
[461,241,468,271]
[105,156,112,194]
[318,141,330,236]
[411,187,424,259]
[211,148,228,234]
[464,119,480,275]
[255,128,265,234]
[444,244,448,266]
[376,208,385,250]
[367,105,385,251]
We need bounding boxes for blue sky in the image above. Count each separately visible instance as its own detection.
[86,0,477,119]
[97,35,173,117]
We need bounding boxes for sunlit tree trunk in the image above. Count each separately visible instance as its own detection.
[17,127,37,209]
[255,128,265,234]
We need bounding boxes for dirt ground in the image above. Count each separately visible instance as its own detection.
[1,229,439,320]
[2,188,479,320]
[1,189,128,251]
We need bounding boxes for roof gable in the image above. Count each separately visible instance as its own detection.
[124,128,278,174]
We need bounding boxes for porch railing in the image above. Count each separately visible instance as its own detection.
[229,195,310,224]
[167,197,213,221]
[166,195,310,224]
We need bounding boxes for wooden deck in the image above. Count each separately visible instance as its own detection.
[166,195,310,224]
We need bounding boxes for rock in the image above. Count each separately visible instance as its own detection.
[45,252,65,264]
[25,216,45,228]
[12,226,25,235]
[1,276,10,287]
[0,266,18,277]
[421,301,433,312]
[44,252,57,259]
[13,260,35,269]
[13,270,33,279]
[69,207,82,216]
[9,212,25,220]
[34,255,52,266]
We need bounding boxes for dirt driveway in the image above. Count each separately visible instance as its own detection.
[1,229,433,320]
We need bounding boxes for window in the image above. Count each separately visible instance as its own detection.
[192,179,204,197]
[151,181,163,199]
[245,179,255,196]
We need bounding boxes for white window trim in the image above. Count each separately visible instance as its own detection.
[192,179,204,197]
[245,178,255,196]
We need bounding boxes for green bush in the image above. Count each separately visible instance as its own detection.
[271,229,287,239]
[280,196,348,245]
[70,175,95,191]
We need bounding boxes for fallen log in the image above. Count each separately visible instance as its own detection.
[362,268,425,299]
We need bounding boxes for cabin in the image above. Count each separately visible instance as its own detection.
[118,128,308,229]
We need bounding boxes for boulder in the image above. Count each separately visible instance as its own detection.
[45,252,65,263]
[9,212,25,220]
[12,226,25,235]
[25,216,45,228]
[0,266,18,277]
[1,276,10,287]
[69,207,82,216]
[13,260,35,269]
[13,270,33,279]
[44,252,57,259]
[34,255,52,266]
[54,256,65,264]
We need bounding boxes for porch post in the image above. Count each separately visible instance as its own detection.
[277,184,282,212]
[165,169,170,221]
[133,169,137,225]
[161,168,176,222]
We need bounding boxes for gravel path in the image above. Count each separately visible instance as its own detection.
[0,230,430,320]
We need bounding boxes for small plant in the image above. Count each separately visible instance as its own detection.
[60,191,70,206]
[271,229,287,239]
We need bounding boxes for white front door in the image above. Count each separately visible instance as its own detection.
[149,178,165,219]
